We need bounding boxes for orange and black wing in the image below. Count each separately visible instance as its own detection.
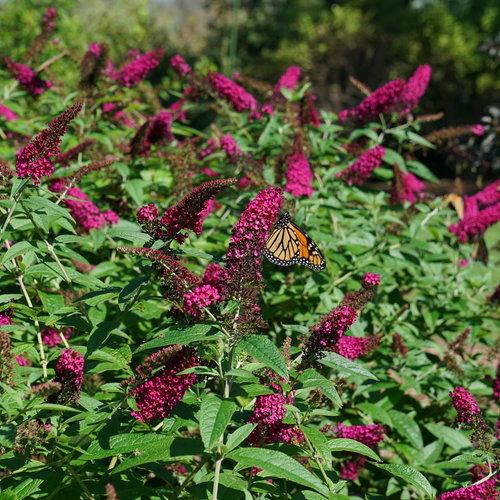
[264,212,325,271]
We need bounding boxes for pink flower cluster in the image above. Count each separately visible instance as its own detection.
[339,79,405,124]
[449,203,500,243]
[129,346,200,422]
[15,355,30,366]
[400,65,432,113]
[183,284,221,318]
[300,93,321,127]
[41,326,74,347]
[247,392,303,446]
[137,203,159,224]
[157,178,236,243]
[209,73,258,113]
[334,335,380,360]
[274,66,302,96]
[0,313,12,326]
[4,57,52,96]
[41,7,57,33]
[16,102,82,184]
[200,263,228,297]
[80,42,107,87]
[337,146,385,186]
[0,103,17,121]
[101,102,136,128]
[470,124,486,137]
[107,49,164,87]
[170,54,192,77]
[449,386,481,424]
[50,180,119,232]
[225,187,284,286]
[284,149,313,198]
[219,134,242,162]
[52,349,85,404]
[391,168,426,204]
[303,274,381,363]
[437,478,498,499]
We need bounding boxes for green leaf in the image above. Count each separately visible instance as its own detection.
[383,148,405,168]
[389,410,423,449]
[135,324,220,353]
[236,335,289,380]
[1,241,36,264]
[407,131,436,149]
[357,402,392,426]
[319,352,378,381]
[406,160,438,182]
[328,438,381,462]
[226,424,257,452]
[425,423,471,451]
[301,426,332,467]
[372,463,435,498]
[125,179,145,205]
[11,478,43,499]
[298,369,342,408]
[107,228,150,244]
[32,403,80,413]
[227,447,329,496]
[198,394,236,450]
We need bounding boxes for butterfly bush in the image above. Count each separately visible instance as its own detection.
[1,21,499,500]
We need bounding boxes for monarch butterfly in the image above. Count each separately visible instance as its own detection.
[264,212,326,271]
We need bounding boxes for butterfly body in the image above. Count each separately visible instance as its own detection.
[264,212,325,271]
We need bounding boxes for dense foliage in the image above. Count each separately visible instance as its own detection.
[0,6,499,500]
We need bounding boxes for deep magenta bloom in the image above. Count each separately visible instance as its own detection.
[468,180,500,209]
[225,187,284,285]
[0,313,12,325]
[170,54,192,76]
[334,335,379,360]
[41,7,57,33]
[15,355,30,366]
[16,102,82,184]
[339,78,405,125]
[400,64,432,112]
[108,49,163,87]
[41,326,73,347]
[209,73,258,112]
[284,150,313,198]
[130,347,199,422]
[362,272,381,288]
[4,57,52,96]
[449,202,500,243]
[137,203,159,224]
[309,305,358,351]
[183,284,221,317]
[53,349,84,404]
[198,138,218,160]
[274,66,302,96]
[470,124,486,136]
[300,93,321,127]
[337,146,385,186]
[249,394,287,426]
[437,479,498,499]
[220,134,242,162]
[339,457,367,481]
[158,178,236,243]
[335,423,385,448]
[0,103,17,121]
[391,168,425,204]
[50,180,119,232]
[201,263,228,296]
[449,386,481,424]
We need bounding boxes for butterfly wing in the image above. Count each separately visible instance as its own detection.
[264,213,325,271]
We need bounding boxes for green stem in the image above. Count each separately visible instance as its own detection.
[0,187,23,236]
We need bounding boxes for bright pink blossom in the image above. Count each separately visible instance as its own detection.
[335,423,385,448]
[107,49,163,87]
[41,326,74,347]
[339,457,366,481]
[198,138,218,160]
[50,180,119,232]
[249,394,287,426]
[284,150,313,197]
[4,58,52,96]
[391,169,425,204]
[400,64,432,112]
[449,386,481,424]
[468,180,500,209]
[220,134,242,162]
[437,479,498,499]
[339,78,405,125]
[334,335,379,360]
[170,54,191,76]
[183,284,221,317]
[209,73,258,113]
[53,349,84,404]
[470,124,486,136]
[41,7,57,33]
[130,347,199,422]
[274,66,302,96]
[137,203,159,224]
[16,102,82,184]
[130,110,173,156]
[15,356,30,366]
[337,146,385,186]
[0,103,17,121]
[362,272,381,288]
[0,313,12,326]
[449,202,500,243]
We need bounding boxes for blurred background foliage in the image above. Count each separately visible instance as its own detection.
[0,0,498,125]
